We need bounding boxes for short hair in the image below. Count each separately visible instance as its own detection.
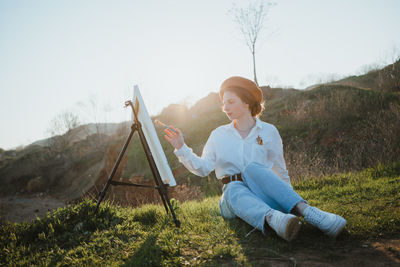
[223,87,265,117]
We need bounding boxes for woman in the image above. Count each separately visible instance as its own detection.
[164,76,346,241]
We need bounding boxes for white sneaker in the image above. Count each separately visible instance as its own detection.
[303,206,347,238]
[266,210,301,242]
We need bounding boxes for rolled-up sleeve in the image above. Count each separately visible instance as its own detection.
[269,126,292,187]
[174,132,216,177]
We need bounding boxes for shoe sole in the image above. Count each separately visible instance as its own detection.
[326,215,347,238]
[285,216,302,241]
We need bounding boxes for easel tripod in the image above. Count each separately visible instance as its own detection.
[94,100,180,227]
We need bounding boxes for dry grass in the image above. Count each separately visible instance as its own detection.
[279,86,400,182]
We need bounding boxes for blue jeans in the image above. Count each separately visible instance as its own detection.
[219,162,304,234]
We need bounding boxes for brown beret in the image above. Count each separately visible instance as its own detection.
[219,76,263,103]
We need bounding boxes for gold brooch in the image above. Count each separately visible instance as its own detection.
[257,135,263,145]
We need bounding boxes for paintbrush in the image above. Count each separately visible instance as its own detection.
[154,119,182,136]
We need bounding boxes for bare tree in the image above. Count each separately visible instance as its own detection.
[76,95,113,142]
[47,111,81,153]
[229,1,275,85]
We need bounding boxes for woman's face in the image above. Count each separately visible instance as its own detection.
[222,91,251,120]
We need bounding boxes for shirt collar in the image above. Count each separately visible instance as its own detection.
[228,117,263,133]
[254,117,263,130]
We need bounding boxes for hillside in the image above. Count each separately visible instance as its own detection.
[260,84,400,179]
[333,59,400,93]
[29,122,127,148]
[1,162,399,266]
[0,61,399,215]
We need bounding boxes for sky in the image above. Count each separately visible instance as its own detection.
[1,0,400,150]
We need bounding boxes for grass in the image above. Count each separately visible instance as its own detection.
[1,162,399,266]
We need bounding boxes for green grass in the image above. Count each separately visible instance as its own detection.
[1,162,400,266]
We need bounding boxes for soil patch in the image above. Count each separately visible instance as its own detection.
[289,240,400,266]
[0,195,66,223]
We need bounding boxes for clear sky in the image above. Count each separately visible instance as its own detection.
[1,0,399,150]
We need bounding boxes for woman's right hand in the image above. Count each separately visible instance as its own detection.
[164,126,184,150]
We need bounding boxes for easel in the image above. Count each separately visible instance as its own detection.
[94,100,180,227]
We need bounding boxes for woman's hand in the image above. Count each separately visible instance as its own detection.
[164,125,184,150]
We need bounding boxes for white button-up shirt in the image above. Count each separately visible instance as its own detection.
[174,118,291,186]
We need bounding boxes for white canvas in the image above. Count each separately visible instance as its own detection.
[132,85,177,187]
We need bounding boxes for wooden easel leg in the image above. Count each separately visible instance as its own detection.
[160,187,181,227]
[136,122,181,227]
[94,124,136,214]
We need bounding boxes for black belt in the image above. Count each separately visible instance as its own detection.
[221,173,243,184]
